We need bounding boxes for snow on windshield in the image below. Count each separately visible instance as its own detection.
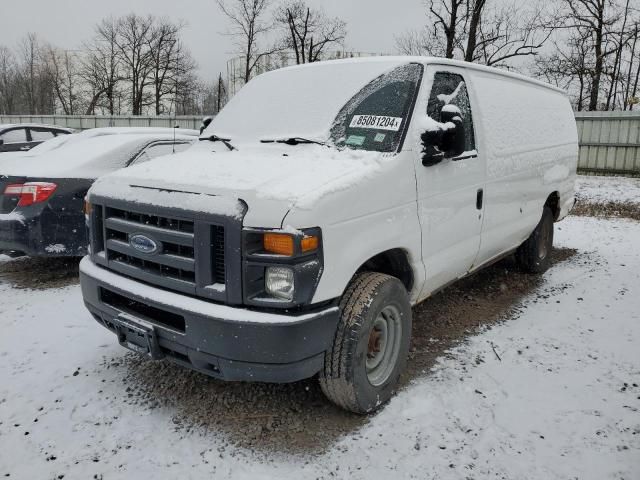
[205,59,409,143]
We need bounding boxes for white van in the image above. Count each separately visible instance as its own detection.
[80,57,578,413]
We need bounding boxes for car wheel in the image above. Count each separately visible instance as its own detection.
[319,272,412,414]
[516,206,554,273]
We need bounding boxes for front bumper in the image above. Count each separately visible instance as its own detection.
[80,257,339,383]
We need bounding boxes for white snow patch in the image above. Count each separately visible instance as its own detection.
[576,174,640,205]
[91,143,388,211]
[1,216,639,478]
[89,181,246,220]
[281,224,303,235]
[44,244,66,254]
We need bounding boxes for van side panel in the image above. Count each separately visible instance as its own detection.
[468,71,578,267]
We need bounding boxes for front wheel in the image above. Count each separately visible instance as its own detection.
[319,272,412,414]
[516,206,554,273]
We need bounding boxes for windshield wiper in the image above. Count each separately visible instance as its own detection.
[261,137,329,147]
[199,134,236,151]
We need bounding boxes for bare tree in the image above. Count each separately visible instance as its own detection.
[82,18,123,115]
[395,0,551,68]
[216,0,279,84]
[535,31,594,110]
[44,46,81,115]
[561,0,622,111]
[623,23,640,110]
[147,19,195,115]
[19,33,40,114]
[216,72,227,113]
[472,3,553,67]
[274,1,346,63]
[0,46,20,114]
[113,14,156,115]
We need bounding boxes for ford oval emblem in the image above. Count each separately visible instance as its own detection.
[129,234,159,254]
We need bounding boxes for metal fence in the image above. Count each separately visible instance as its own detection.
[2,112,640,175]
[0,114,204,131]
[575,111,640,175]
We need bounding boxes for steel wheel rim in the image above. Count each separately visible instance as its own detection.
[366,305,402,387]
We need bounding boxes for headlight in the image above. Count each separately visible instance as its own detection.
[243,227,323,307]
[265,267,295,301]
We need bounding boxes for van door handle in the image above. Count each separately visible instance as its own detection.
[476,188,484,210]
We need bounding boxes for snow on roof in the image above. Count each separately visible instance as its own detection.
[279,55,567,94]
[21,127,199,156]
[0,132,196,179]
[207,56,565,144]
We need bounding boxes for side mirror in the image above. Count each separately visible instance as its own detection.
[0,139,4,146]
[421,106,466,166]
[440,106,465,158]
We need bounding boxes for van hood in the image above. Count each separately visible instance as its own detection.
[90,143,390,227]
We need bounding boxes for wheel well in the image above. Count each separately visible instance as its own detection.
[545,191,560,221]
[357,249,414,293]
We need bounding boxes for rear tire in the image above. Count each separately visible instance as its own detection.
[516,207,554,273]
[319,272,412,414]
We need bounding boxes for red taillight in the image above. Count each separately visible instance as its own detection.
[3,182,57,207]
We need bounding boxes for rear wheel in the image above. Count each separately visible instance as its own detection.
[319,272,412,414]
[516,207,554,273]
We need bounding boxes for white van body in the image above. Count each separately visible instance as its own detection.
[80,57,578,413]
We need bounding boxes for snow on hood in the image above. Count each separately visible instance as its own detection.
[91,142,390,214]
[0,133,196,179]
[206,59,407,142]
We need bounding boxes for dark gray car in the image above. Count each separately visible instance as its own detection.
[0,128,197,257]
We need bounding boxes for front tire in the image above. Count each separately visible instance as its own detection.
[319,272,412,414]
[516,206,554,273]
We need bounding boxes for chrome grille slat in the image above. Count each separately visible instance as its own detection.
[105,217,194,247]
[107,260,196,295]
[106,239,196,272]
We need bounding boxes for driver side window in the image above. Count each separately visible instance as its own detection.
[427,72,476,153]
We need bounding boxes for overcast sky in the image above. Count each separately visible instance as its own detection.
[1,0,427,81]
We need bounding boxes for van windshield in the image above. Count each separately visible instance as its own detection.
[330,63,422,153]
[204,60,422,151]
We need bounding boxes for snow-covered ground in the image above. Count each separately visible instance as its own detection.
[576,175,640,205]
[1,215,638,479]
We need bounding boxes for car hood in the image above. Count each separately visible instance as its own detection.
[90,142,391,227]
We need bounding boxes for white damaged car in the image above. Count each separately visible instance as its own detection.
[80,57,578,413]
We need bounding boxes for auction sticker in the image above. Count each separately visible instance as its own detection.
[350,115,403,131]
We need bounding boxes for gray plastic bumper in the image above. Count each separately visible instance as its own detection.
[79,258,339,383]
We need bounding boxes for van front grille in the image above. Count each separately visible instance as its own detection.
[92,203,229,299]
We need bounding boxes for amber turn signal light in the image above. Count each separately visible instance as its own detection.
[301,235,319,253]
[264,233,295,256]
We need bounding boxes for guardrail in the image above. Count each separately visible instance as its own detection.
[2,112,640,175]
